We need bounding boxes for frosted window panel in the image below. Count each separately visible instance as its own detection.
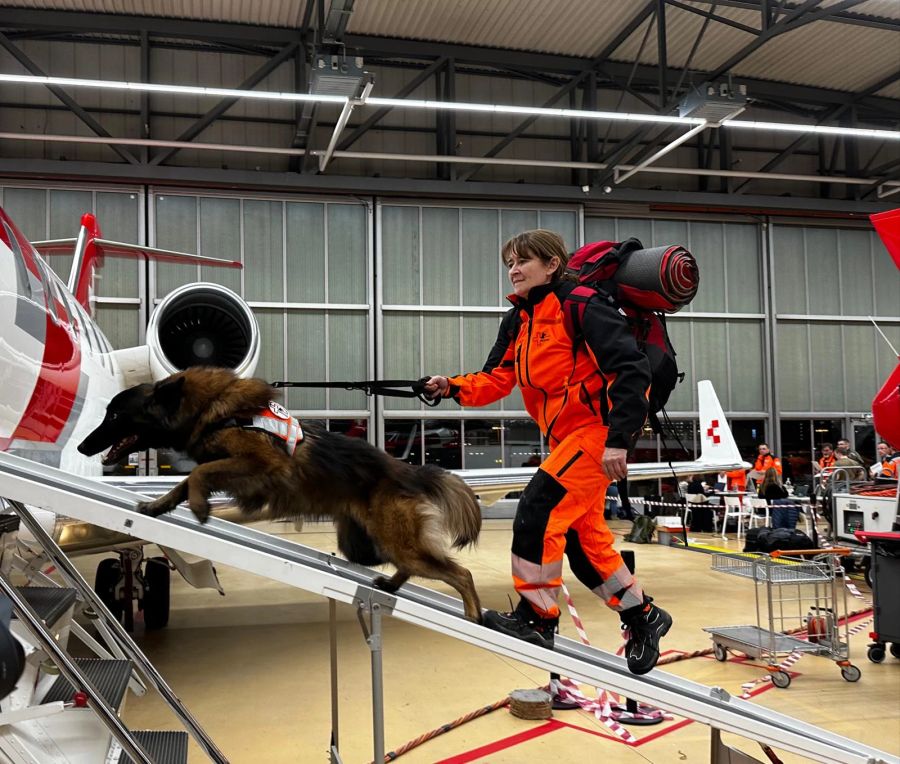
[284,312,326,410]
[199,197,241,294]
[49,189,92,281]
[381,206,419,305]
[243,200,283,303]
[842,324,877,412]
[687,222,725,313]
[665,319,693,411]
[95,193,140,299]
[584,217,617,243]
[725,224,761,314]
[95,305,140,349]
[462,315,502,411]
[285,202,325,303]
[729,322,765,411]
[154,195,198,297]
[692,322,729,409]
[500,209,538,245]
[423,314,460,382]
[538,210,577,249]
[772,226,807,314]
[805,228,840,315]
[329,313,367,409]
[328,204,367,305]
[838,229,874,316]
[461,209,500,307]
[810,324,844,411]
[253,309,285,387]
[776,324,811,412]
[422,207,460,305]
[873,231,900,317]
[619,218,652,246]
[876,324,900,382]
[383,315,420,410]
[3,187,46,241]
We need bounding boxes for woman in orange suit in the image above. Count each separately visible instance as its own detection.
[425,229,671,676]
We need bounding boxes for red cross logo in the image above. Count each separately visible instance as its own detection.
[706,419,721,445]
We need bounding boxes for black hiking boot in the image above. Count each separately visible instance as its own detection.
[482,599,558,650]
[620,598,672,675]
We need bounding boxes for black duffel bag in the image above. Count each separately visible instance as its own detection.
[745,527,814,554]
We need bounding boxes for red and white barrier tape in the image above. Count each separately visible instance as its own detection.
[740,650,803,698]
[553,583,671,739]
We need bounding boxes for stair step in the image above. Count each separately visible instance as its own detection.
[118,730,189,764]
[15,586,77,627]
[42,658,132,711]
[0,513,20,534]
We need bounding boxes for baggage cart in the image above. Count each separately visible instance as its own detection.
[703,549,861,688]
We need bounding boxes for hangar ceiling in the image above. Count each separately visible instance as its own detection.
[0,1,898,212]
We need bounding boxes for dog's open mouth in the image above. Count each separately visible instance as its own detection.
[102,435,140,465]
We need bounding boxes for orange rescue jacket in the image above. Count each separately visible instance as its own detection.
[754,453,782,475]
[447,281,650,450]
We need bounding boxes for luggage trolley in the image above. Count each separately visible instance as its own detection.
[703,549,861,688]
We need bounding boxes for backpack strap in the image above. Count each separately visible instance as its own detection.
[561,284,618,340]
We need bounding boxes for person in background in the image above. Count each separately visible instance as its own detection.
[714,471,728,492]
[424,229,671,676]
[750,443,782,481]
[835,438,864,467]
[616,478,636,521]
[815,442,836,474]
[725,467,747,493]
[870,441,892,478]
[758,466,796,529]
[875,440,900,481]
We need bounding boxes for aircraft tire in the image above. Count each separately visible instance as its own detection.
[94,558,124,623]
[142,557,170,630]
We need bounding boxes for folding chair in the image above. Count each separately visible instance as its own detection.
[748,497,770,529]
[721,495,751,541]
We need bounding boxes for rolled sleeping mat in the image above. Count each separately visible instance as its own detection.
[614,244,699,313]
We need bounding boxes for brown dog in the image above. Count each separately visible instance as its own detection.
[78,367,483,621]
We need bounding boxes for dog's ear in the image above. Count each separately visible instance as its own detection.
[151,376,185,415]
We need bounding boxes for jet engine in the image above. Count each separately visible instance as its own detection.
[146,283,260,381]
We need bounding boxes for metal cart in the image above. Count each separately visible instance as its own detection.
[703,550,861,688]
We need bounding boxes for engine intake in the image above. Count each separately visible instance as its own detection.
[146,283,259,380]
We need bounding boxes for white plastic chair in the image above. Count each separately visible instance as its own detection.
[749,498,770,529]
[721,495,751,541]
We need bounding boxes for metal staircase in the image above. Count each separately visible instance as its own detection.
[0,450,896,764]
[0,500,227,764]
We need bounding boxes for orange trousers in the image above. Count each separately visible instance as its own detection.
[511,424,644,618]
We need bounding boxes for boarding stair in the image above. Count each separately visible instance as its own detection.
[0,504,225,764]
[0,451,896,764]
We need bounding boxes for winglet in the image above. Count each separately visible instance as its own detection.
[697,380,744,465]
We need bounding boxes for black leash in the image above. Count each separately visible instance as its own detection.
[271,377,441,407]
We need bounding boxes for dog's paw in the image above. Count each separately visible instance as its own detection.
[137,500,169,517]
[372,576,399,593]
[189,503,211,524]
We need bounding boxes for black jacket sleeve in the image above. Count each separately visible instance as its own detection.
[579,293,651,450]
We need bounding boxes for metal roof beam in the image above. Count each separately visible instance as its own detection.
[665,0,761,36]
[149,41,300,166]
[457,0,657,181]
[337,57,447,151]
[0,31,139,165]
[687,0,900,32]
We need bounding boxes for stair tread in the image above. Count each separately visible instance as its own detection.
[42,658,132,710]
[15,586,77,627]
[118,730,188,764]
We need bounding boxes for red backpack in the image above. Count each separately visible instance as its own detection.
[562,238,699,416]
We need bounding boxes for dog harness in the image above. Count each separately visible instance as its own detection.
[245,401,304,455]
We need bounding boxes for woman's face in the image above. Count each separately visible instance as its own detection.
[506,249,559,299]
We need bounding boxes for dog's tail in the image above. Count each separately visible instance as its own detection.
[421,466,482,549]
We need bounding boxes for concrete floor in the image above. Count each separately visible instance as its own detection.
[72,518,900,764]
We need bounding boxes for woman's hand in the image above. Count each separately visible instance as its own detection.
[423,375,450,400]
[602,447,628,481]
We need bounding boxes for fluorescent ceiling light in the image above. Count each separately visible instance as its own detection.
[365,96,705,126]
[723,119,900,141]
[0,73,349,104]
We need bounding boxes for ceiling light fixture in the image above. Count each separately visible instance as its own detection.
[723,119,900,141]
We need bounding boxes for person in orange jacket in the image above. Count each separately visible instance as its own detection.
[425,229,671,676]
[750,443,782,480]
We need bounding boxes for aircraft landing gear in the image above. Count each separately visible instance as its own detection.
[93,549,171,631]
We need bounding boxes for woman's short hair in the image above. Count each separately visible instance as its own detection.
[501,229,571,281]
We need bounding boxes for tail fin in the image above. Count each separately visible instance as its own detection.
[424,467,482,549]
[698,380,743,466]
[871,208,900,271]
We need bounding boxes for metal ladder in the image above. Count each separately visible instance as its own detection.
[0,498,228,764]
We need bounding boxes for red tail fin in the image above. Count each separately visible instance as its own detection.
[870,208,900,271]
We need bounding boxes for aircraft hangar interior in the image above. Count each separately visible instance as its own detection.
[0,2,898,763]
